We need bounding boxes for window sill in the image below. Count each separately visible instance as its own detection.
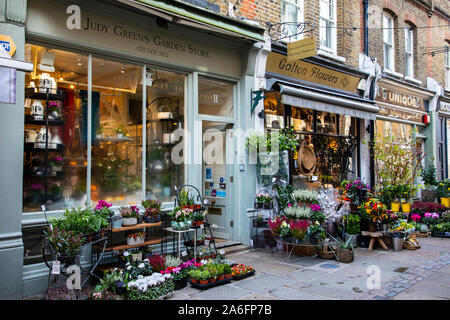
[317,49,346,64]
[404,76,422,86]
[384,68,403,79]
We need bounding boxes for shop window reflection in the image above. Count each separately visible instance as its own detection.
[264,92,284,129]
[23,44,87,212]
[145,70,186,203]
[290,106,313,132]
[91,58,142,205]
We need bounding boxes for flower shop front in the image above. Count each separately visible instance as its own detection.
[263,47,379,190]
[0,0,267,299]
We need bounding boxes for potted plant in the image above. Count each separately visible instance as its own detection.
[253,214,266,228]
[263,194,273,209]
[192,210,206,226]
[316,239,336,260]
[336,236,355,263]
[345,214,360,247]
[44,226,84,265]
[120,206,139,226]
[289,219,309,243]
[254,193,266,209]
[169,206,193,230]
[436,179,450,207]
[292,189,319,207]
[341,179,370,210]
[231,264,255,280]
[198,270,211,285]
[111,214,123,229]
[127,231,146,246]
[142,199,161,223]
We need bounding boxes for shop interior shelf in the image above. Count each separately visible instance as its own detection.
[107,237,163,251]
[25,88,65,101]
[94,136,134,143]
[25,116,65,126]
[111,221,162,233]
[24,142,65,151]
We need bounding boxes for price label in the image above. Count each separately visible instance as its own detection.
[41,205,46,212]
[272,177,276,183]
[200,224,204,229]
[219,249,225,255]
[311,176,318,182]
[51,260,60,275]
[250,239,254,247]
[205,240,210,246]
[181,251,187,257]
[203,199,208,204]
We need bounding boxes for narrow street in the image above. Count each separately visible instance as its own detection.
[169,237,450,300]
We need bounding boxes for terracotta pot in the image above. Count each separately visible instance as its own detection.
[217,276,224,280]
[209,278,216,283]
[190,278,198,284]
[225,274,232,279]
[199,280,208,285]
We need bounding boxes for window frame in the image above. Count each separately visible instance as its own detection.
[319,0,337,54]
[281,0,304,42]
[404,26,414,78]
[445,44,450,90]
[383,14,395,72]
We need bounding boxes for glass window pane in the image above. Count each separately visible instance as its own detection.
[320,0,330,18]
[23,44,88,212]
[91,58,142,206]
[198,76,234,117]
[145,69,185,203]
[291,106,313,132]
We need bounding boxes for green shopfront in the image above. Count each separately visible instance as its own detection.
[0,0,266,298]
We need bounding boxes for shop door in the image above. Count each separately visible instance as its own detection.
[202,121,234,240]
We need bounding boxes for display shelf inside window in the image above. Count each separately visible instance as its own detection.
[23,88,66,209]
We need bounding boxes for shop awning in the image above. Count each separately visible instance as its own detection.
[118,0,265,42]
[278,84,379,120]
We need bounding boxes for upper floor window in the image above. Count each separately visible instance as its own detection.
[281,0,304,42]
[319,0,337,54]
[383,14,395,71]
[445,44,450,90]
[405,26,414,78]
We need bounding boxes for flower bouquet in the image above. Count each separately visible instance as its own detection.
[126,273,174,300]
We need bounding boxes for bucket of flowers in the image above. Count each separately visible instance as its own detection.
[231,264,255,281]
[127,231,146,246]
[126,273,174,300]
[142,199,161,223]
[169,206,193,230]
[120,206,139,226]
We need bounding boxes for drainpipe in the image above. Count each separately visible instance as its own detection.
[363,0,369,56]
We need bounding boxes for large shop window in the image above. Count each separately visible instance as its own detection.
[23,44,186,212]
[264,96,358,189]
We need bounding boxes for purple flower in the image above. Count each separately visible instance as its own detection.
[287,203,293,207]
[432,213,440,219]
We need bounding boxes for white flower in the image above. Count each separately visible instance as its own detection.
[137,275,143,280]
[127,265,132,270]
[123,251,130,257]
[138,263,145,268]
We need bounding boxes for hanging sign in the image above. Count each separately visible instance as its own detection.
[0,35,16,57]
[287,36,316,62]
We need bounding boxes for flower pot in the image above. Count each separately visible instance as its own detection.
[112,218,122,229]
[174,277,188,291]
[209,278,216,283]
[182,205,195,210]
[401,203,411,213]
[225,274,232,279]
[441,197,450,208]
[391,202,400,212]
[171,220,192,230]
[337,248,354,263]
[127,237,145,246]
[254,202,264,209]
[217,276,224,280]
[317,248,335,260]
[199,280,208,285]
[263,202,273,210]
[195,221,204,227]
[392,236,404,251]
[122,217,138,226]
[326,222,337,235]
[368,222,377,232]
[190,278,198,284]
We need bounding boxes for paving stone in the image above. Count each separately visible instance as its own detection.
[269,286,329,300]
[191,284,254,300]
[252,260,302,276]
[288,268,328,282]
[234,273,293,294]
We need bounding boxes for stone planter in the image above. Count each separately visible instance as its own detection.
[122,217,138,226]
[127,236,145,246]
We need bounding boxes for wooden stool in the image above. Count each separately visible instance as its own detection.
[361,231,389,251]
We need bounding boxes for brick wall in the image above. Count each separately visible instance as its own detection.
[192,0,449,86]
[367,0,450,87]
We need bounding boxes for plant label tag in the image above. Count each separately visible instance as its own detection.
[272,177,276,183]
[51,260,60,275]
[219,249,225,255]
[181,251,187,257]
[205,240,210,246]
[41,205,46,212]
[311,176,318,182]
[203,199,208,204]
[200,224,204,229]
[250,239,254,247]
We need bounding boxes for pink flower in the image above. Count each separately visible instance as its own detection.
[411,214,422,222]
[287,203,293,207]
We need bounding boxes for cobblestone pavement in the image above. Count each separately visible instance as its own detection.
[169,237,450,300]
